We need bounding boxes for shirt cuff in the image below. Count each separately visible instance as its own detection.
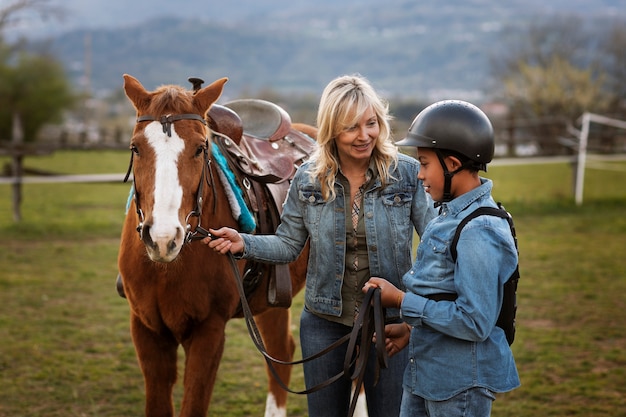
[399,292,428,327]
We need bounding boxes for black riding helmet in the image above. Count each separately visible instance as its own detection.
[396,100,495,203]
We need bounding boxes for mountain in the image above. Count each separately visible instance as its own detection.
[16,0,626,101]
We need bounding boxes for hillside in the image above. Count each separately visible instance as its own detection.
[18,0,626,101]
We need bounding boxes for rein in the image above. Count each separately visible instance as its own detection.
[124,113,217,244]
[195,224,388,416]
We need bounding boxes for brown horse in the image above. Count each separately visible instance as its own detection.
[118,74,310,417]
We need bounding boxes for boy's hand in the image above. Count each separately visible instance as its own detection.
[379,323,411,357]
[363,277,405,309]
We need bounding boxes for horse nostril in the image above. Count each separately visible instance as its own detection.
[140,224,155,248]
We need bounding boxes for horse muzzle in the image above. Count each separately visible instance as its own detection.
[139,222,185,263]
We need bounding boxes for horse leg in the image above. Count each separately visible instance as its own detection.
[255,307,296,417]
[131,314,178,417]
[178,317,228,417]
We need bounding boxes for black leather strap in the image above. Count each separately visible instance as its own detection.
[226,247,387,409]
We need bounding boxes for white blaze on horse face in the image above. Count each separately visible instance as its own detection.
[144,122,185,261]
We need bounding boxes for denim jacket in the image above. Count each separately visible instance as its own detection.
[400,178,520,400]
[241,153,435,318]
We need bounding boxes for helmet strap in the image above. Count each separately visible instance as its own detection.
[434,150,471,205]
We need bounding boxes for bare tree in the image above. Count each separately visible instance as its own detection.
[0,0,64,33]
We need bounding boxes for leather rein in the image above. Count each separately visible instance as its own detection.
[124,113,217,244]
[125,112,389,416]
[196,223,388,415]
[218,245,388,416]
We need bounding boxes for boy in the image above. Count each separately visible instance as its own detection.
[364,100,520,417]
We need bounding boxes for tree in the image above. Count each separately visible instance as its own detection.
[489,15,619,156]
[1,0,73,222]
[0,0,64,34]
[0,51,75,143]
[500,56,612,154]
[1,0,73,143]
[600,20,626,115]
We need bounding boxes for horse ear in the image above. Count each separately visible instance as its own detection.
[123,74,151,111]
[194,77,228,114]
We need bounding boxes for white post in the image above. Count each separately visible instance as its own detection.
[574,112,626,205]
[574,112,590,206]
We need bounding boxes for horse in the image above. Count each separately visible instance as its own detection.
[117,74,312,417]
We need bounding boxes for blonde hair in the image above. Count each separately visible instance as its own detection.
[311,74,398,200]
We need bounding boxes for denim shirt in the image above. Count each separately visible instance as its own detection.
[400,178,520,400]
[241,153,435,319]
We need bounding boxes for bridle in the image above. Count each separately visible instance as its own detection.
[123,113,217,244]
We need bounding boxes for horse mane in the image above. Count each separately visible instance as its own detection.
[147,84,195,116]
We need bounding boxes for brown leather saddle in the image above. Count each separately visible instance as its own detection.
[207,98,316,308]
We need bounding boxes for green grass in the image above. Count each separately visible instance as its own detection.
[1,151,626,416]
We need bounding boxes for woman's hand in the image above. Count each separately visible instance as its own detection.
[363,277,405,309]
[202,227,244,255]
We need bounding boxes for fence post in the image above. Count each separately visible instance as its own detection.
[574,113,590,206]
[11,112,24,222]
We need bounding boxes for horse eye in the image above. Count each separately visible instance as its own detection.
[195,146,205,157]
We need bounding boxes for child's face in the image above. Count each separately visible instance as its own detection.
[417,148,445,202]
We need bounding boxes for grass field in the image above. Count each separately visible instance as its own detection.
[1,150,625,416]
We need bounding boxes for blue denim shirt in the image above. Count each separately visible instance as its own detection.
[400,178,520,400]
[241,153,436,318]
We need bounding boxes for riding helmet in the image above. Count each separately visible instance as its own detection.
[396,100,494,170]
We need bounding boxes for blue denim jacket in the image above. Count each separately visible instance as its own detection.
[241,153,435,318]
[400,178,520,400]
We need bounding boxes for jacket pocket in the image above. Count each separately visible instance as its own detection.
[298,188,325,230]
[381,191,413,226]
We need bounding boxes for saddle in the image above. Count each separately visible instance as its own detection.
[208,99,316,308]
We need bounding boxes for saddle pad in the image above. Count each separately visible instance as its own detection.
[211,145,256,233]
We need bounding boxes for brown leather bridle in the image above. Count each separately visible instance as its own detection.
[123,113,217,244]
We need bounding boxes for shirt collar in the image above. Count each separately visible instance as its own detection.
[338,159,378,187]
[439,177,493,217]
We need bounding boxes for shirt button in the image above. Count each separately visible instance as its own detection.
[366,212,373,218]
[309,195,316,203]
[394,195,401,203]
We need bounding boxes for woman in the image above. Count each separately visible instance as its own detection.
[205,74,435,417]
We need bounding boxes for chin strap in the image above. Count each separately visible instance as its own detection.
[434,150,475,207]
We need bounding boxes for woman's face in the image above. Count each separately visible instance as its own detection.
[334,106,379,167]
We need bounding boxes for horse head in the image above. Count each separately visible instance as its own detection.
[122,74,228,262]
